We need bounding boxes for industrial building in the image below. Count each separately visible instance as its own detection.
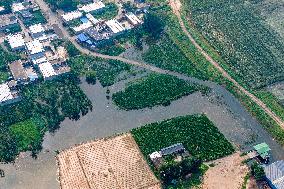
[38,62,57,80]
[265,160,284,189]
[78,1,105,13]
[7,33,26,51]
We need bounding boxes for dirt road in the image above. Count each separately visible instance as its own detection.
[169,0,284,128]
[35,0,284,129]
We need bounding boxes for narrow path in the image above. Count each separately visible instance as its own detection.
[35,0,284,128]
[169,0,284,128]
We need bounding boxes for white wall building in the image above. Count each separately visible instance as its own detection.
[62,11,83,22]
[29,24,45,38]
[25,40,45,59]
[7,34,25,51]
[105,19,125,34]
[78,1,105,13]
[38,62,57,80]
[72,21,93,33]
[126,12,143,26]
[0,83,14,105]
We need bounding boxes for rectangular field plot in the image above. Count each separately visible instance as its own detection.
[57,133,160,189]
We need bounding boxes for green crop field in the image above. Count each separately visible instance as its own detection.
[184,0,284,89]
[112,73,208,110]
[132,114,234,161]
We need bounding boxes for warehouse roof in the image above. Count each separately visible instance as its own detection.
[126,12,142,25]
[106,19,125,34]
[7,34,25,49]
[77,33,90,42]
[0,83,13,103]
[26,40,45,55]
[78,1,105,13]
[62,11,83,22]
[39,62,57,79]
[265,160,284,189]
[85,27,105,41]
[29,24,45,34]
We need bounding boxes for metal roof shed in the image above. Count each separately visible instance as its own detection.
[254,143,271,159]
[160,143,185,156]
[265,160,284,189]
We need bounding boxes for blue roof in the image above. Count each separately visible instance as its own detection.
[80,17,89,23]
[86,40,93,45]
[77,33,89,42]
[265,160,284,188]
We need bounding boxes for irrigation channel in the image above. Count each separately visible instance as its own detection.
[1,72,284,189]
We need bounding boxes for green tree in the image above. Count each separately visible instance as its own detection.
[251,162,265,181]
[143,13,165,40]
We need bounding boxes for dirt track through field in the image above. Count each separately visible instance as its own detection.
[169,0,284,129]
[35,0,284,129]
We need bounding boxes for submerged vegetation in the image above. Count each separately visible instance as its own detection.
[113,74,208,110]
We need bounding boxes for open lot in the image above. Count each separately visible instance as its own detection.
[57,133,161,189]
[202,152,249,189]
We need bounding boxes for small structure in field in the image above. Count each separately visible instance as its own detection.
[264,160,284,189]
[254,143,271,162]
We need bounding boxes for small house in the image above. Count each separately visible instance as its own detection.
[253,143,271,161]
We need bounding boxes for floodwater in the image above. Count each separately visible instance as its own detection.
[1,75,284,189]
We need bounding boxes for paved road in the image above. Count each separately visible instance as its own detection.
[169,0,284,128]
[36,0,284,129]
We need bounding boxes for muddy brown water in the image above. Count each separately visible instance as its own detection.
[1,77,284,189]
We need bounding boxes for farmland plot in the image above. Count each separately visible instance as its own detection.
[185,0,284,89]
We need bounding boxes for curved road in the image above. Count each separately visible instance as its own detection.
[36,0,284,128]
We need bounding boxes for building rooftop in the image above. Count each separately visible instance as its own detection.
[7,34,25,49]
[8,60,28,81]
[26,40,45,55]
[32,56,47,65]
[126,12,142,25]
[78,1,105,13]
[0,14,17,28]
[265,160,284,189]
[85,13,99,25]
[38,62,57,79]
[72,21,93,33]
[253,143,271,159]
[62,11,83,22]
[12,2,26,12]
[106,19,125,34]
[0,83,13,103]
[160,143,185,156]
[0,6,5,12]
[29,24,45,34]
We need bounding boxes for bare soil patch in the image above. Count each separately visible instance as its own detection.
[202,152,249,189]
[57,133,160,189]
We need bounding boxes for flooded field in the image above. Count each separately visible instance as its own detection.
[1,76,284,189]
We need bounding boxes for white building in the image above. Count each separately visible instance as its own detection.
[86,13,99,25]
[0,83,14,105]
[25,40,45,59]
[7,34,25,51]
[105,19,125,34]
[126,12,143,26]
[61,11,83,22]
[72,21,93,33]
[12,3,26,13]
[0,6,5,13]
[38,62,57,80]
[29,24,45,38]
[78,1,105,13]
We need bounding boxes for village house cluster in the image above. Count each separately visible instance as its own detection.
[0,0,70,106]
[59,0,145,49]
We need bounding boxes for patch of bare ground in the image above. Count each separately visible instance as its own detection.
[57,133,161,189]
[202,152,249,189]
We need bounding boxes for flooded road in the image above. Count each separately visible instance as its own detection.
[1,77,284,189]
